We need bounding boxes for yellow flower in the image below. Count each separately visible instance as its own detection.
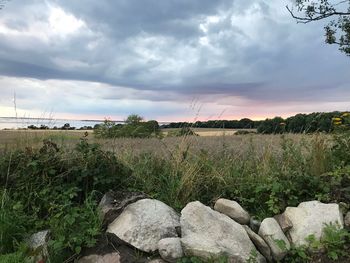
[333,121,342,125]
[332,117,342,122]
[341,112,350,117]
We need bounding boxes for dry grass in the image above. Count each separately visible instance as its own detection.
[0,129,328,162]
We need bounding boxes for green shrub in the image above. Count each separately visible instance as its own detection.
[94,115,161,138]
[0,139,130,260]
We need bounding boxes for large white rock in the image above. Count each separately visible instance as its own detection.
[258,218,290,261]
[181,201,265,263]
[283,201,344,247]
[214,198,250,225]
[107,199,180,253]
[158,237,184,263]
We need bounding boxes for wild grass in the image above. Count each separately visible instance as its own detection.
[0,129,349,262]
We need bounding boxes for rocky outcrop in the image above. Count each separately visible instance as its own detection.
[243,225,272,262]
[181,201,265,262]
[214,198,250,225]
[158,237,184,262]
[107,199,180,253]
[283,201,344,247]
[258,218,290,261]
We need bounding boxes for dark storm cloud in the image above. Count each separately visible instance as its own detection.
[0,0,349,112]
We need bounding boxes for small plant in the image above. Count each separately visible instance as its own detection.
[321,223,350,260]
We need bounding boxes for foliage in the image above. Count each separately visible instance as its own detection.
[2,128,350,261]
[257,117,285,134]
[287,0,350,55]
[163,111,346,134]
[94,115,160,138]
[0,190,32,254]
[321,223,350,260]
[0,139,130,261]
[284,223,350,262]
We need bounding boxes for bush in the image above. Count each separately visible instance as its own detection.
[94,115,161,138]
[0,139,130,261]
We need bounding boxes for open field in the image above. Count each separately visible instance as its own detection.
[0,129,312,158]
[1,129,349,262]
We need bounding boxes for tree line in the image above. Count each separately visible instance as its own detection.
[162,111,349,134]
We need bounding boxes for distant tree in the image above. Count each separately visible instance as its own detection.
[94,115,160,138]
[239,118,255,129]
[61,123,71,130]
[125,114,143,125]
[27,125,38,130]
[287,0,350,55]
[286,114,307,133]
[257,117,285,134]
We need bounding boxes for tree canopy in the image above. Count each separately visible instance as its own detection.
[287,0,350,55]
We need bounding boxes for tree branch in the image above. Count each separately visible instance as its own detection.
[286,5,350,24]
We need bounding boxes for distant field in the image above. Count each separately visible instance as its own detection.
[161,128,256,137]
[0,129,314,160]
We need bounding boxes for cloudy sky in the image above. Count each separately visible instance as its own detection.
[0,0,349,121]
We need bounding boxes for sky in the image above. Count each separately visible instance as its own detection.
[0,0,349,122]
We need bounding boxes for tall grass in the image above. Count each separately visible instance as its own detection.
[0,130,349,261]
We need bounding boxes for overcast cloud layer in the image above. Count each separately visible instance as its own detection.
[0,0,349,121]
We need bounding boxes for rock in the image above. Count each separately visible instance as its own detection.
[148,260,167,263]
[283,201,344,247]
[258,218,290,261]
[99,190,148,226]
[158,237,183,263]
[214,198,250,225]
[78,252,121,263]
[27,230,50,262]
[107,199,180,253]
[181,201,265,263]
[250,216,262,233]
[243,225,272,262]
[345,211,350,228]
[28,229,50,250]
[274,213,293,233]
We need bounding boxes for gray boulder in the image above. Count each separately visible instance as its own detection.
[107,199,180,253]
[214,198,250,225]
[283,201,344,247]
[181,201,265,262]
[258,218,290,261]
[243,225,272,262]
[158,237,184,263]
[27,230,50,262]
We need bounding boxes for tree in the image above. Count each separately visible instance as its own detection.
[125,114,143,125]
[287,0,350,55]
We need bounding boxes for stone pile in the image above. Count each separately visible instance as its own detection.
[28,192,347,263]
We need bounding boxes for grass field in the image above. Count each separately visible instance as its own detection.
[1,129,349,262]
